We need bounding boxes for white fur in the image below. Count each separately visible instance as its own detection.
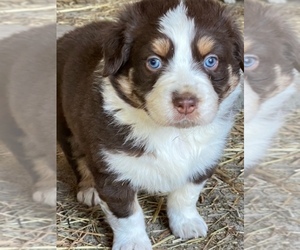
[268,0,287,3]
[102,197,151,250]
[224,0,236,3]
[167,182,208,239]
[75,158,101,206]
[244,82,296,171]
[32,187,56,207]
[32,158,56,206]
[101,79,241,193]
[77,187,101,207]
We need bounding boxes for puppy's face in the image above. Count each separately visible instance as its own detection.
[244,0,300,122]
[103,0,243,128]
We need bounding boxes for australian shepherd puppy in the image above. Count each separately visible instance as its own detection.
[244,0,300,174]
[57,0,243,248]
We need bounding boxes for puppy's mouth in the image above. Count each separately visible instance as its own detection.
[170,118,199,129]
[148,109,215,129]
[171,112,216,128]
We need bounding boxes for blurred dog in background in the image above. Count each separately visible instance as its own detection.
[0,25,56,206]
[244,0,300,174]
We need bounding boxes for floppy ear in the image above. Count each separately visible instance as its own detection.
[225,5,244,72]
[285,39,300,72]
[232,20,244,72]
[102,22,132,77]
[278,23,300,72]
[290,37,300,72]
[277,7,300,72]
[238,37,244,72]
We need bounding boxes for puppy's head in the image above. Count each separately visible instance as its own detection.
[102,0,243,128]
[244,0,300,122]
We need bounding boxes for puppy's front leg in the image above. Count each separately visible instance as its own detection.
[96,178,152,250]
[167,182,208,239]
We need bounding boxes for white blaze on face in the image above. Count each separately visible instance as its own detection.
[145,2,219,127]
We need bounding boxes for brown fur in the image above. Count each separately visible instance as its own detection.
[151,38,172,58]
[197,36,215,56]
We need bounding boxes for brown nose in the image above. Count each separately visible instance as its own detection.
[172,92,198,115]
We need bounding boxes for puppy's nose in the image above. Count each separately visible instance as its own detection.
[172,92,198,115]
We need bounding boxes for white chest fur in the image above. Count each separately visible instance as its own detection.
[100,80,241,193]
[102,121,231,193]
[244,83,296,170]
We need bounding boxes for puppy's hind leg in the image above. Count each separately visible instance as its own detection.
[76,157,101,207]
[57,114,99,206]
[32,157,56,207]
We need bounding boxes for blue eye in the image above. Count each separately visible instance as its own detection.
[244,55,259,70]
[204,55,218,69]
[147,56,162,70]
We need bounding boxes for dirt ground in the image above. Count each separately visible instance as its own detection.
[56,0,244,249]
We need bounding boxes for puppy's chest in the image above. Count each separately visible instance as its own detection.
[102,124,229,193]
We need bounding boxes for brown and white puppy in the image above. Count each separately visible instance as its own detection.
[57,0,243,248]
[244,0,300,174]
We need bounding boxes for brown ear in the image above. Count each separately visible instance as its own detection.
[289,36,300,72]
[101,22,132,77]
[285,38,300,72]
[224,5,244,72]
[273,5,300,72]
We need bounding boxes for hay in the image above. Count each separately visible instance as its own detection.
[0,0,55,25]
[245,107,300,249]
[0,147,56,249]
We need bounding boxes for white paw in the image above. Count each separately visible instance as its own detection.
[268,0,286,3]
[224,0,236,4]
[169,211,208,239]
[112,233,152,250]
[77,187,101,207]
[32,187,56,207]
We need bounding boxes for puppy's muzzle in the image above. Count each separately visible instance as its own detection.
[172,92,198,115]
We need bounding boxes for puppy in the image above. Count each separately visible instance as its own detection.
[0,25,56,206]
[57,0,243,248]
[244,0,300,174]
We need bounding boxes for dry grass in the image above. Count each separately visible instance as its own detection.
[245,107,300,250]
[0,148,56,249]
